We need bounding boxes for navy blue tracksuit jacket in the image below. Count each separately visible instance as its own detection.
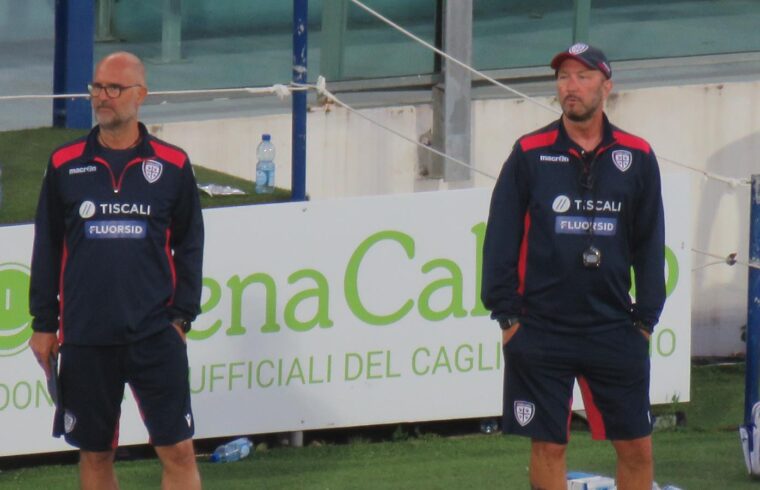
[30,123,204,345]
[482,115,666,333]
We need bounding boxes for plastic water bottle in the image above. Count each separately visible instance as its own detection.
[255,134,275,194]
[210,437,253,463]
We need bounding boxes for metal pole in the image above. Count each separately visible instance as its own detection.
[95,0,117,42]
[53,0,94,129]
[745,174,760,424]
[320,0,348,81]
[433,0,443,74]
[431,0,472,183]
[161,0,182,63]
[573,0,591,43]
[292,0,308,201]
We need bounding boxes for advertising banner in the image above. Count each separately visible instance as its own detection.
[0,179,690,456]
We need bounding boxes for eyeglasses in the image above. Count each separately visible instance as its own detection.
[87,83,143,98]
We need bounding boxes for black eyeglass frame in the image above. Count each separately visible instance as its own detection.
[87,83,144,99]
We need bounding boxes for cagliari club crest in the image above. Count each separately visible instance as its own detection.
[64,410,77,433]
[142,159,163,183]
[514,400,535,427]
[612,150,633,173]
[569,43,589,55]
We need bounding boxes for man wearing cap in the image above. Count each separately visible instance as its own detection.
[482,43,665,489]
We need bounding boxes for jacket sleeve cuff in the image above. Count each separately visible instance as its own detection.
[491,311,521,324]
[32,317,58,333]
[633,319,655,334]
[167,306,197,323]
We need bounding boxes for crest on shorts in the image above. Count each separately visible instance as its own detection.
[142,159,163,183]
[514,400,535,427]
[612,150,633,172]
[64,410,77,433]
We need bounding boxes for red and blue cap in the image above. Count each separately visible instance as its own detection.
[550,43,612,79]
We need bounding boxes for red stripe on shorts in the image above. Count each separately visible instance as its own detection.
[578,376,607,440]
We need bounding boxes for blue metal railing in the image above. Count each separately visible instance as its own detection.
[291,0,308,201]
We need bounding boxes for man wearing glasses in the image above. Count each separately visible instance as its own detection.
[482,44,665,490]
[29,52,204,490]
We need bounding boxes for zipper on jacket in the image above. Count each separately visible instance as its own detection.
[93,156,147,194]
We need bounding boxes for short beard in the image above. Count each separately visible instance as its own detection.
[96,113,127,131]
[563,107,595,122]
[97,119,120,131]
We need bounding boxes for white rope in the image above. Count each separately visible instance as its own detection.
[692,248,760,271]
[0,61,751,188]
[691,260,725,272]
[308,75,756,272]
[348,0,561,116]
[0,84,305,102]
[0,76,495,179]
[299,78,498,181]
[0,93,90,100]
[348,0,751,188]
[5,74,755,270]
[311,68,757,271]
[659,156,751,187]
[151,84,303,99]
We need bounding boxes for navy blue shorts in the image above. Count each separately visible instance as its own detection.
[53,326,194,451]
[502,322,651,444]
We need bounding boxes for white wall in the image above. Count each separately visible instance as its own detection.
[149,80,760,356]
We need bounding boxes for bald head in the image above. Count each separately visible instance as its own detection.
[94,51,146,87]
[91,51,148,132]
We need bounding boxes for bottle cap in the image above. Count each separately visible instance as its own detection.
[262,134,271,141]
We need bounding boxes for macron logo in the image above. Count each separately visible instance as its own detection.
[69,165,97,175]
[539,154,570,163]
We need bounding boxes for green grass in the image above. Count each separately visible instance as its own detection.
[0,127,289,225]
[0,363,753,489]
[0,128,88,225]
[679,362,745,431]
